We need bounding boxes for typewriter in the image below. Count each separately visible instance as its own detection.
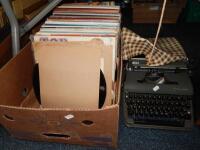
[123,58,194,130]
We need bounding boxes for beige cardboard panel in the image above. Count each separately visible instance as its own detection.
[33,36,116,108]
[33,41,101,109]
[0,43,34,106]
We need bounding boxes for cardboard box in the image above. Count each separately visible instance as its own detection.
[0,43,122,148]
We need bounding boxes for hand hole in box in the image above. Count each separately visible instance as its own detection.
[43,133,71,140]
[81,120,94,126]
[21,88,29,97]
[3,114,15,121]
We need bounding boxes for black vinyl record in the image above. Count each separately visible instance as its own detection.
[115,63,118,82]
[99,70,107,108]
[33,65,107,108]
[33,64,41,103]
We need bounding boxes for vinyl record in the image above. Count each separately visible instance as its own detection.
[115,63,118,82]
[33,64,41,103]
[99,69,107,108]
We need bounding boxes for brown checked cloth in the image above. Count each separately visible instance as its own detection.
[121,27,187,66]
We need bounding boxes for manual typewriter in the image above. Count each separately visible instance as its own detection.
[123,58,194,130]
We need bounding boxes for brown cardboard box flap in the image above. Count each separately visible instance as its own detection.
[0,43,33,106]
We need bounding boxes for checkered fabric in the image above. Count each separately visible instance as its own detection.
[121,27,187,66]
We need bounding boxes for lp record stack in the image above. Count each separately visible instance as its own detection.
[31,2,121,109]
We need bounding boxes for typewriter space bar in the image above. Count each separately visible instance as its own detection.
[134,118,185,127]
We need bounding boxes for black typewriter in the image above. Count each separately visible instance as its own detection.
[123,58,194,130]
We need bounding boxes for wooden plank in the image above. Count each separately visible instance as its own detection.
[132,2,183,23]
[20,0,41,10]
[11,0,48,19]
[12,0,24,19]
[23,0,48,15]
[24,5,47,21]
[0,7,8,28]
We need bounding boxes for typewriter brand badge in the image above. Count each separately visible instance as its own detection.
[132,61,139,65]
